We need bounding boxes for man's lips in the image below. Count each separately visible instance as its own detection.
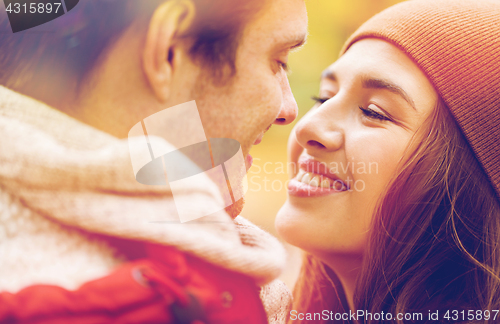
[246,124,272,171]
[254,135,263,145]
[246,132,266,170]
[245,154,253,171]
[254,124,271,145]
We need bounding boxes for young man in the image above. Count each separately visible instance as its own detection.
[0,0,307,323]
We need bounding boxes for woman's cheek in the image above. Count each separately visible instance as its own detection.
[357,139,410,203]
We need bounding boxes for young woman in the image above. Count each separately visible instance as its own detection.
[276,0,500,322]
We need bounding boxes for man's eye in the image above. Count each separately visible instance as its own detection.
[359,106,391,121]
[278,61,289,72]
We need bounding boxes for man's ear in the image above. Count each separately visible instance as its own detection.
[143,0,195,102]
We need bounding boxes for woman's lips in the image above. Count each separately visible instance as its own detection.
[297,156,347,184]
[288,169,348,197]
[287,179,346,197]
[288,155,350,197]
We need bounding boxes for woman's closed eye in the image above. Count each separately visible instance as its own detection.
[311,96,329,105]
[359,105,391,121]
[311,96,392,122]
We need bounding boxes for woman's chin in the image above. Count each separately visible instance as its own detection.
[275,200,320,252]
[276,199,367,257]
[275,201,300,245]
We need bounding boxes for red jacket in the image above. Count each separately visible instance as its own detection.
[0,244,268,324]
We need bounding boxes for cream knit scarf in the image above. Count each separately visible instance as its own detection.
[0,86,291,323]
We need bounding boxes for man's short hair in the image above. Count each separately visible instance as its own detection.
[0,0,266,88]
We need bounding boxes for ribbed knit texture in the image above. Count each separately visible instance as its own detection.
[341,0,500,199]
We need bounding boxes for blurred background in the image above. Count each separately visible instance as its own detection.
[240,0,405,289]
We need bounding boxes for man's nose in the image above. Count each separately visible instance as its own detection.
[274,73,298,125]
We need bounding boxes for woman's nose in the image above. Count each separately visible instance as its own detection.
[294,105,344,153]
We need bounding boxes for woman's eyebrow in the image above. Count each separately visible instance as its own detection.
[320,70,417,111]
[321,70,337,82]
[362,77,416,111]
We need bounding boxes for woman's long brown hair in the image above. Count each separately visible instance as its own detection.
[291,99,500,323]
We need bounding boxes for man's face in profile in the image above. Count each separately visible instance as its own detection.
[193,0,308,214]
[194,0,307,164]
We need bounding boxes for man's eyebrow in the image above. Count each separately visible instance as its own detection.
[290,34,307,50]
[362,78,416,111]
[279,33,307,51]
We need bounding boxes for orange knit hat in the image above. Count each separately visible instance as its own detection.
[341,0,500,199]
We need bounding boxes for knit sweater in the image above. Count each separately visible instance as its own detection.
[0,86,292,323]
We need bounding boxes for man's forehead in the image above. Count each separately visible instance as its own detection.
[248,0,308,50]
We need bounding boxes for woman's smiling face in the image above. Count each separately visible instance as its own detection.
[276,39,438,260]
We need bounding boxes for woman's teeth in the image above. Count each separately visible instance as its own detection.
[321,179,330,188]
[302,172,311,184]
[295,170,346,190]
